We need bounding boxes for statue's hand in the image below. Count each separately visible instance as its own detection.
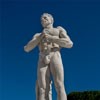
[42,29,52,39]
[43,34,52,41]
[40,33,45,39]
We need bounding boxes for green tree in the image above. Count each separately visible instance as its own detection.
[68,91,100,100]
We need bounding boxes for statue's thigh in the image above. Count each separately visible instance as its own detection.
[50,51,64,84]
[37,60,50,89]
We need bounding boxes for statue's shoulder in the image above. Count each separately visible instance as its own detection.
[32,33,41,38]
[57,26,66,32]
[56,26,67,38]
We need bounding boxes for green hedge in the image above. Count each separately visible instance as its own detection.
[68,91,100,100]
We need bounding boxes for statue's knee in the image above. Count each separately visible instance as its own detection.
[38,79,46,89]
[55,81,64,92]
[39,87,46,94]
[38,82,46,93]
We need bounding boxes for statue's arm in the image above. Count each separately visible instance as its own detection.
[51,26,73,48]
[24,33,42,52]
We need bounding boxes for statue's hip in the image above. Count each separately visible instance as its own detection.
[39,47,60,64]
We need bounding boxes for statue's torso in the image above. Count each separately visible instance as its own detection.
[39,28,60,53]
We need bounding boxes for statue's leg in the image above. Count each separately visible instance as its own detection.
[37,57,52,100]
[45,66,52,100]
[36,78,52,100]
[50,51,67,100]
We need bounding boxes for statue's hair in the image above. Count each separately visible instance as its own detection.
[41,13,54,24]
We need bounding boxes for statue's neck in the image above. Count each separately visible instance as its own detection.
[45,24,53,29]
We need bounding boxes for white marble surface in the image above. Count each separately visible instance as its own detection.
[24,13,73,100]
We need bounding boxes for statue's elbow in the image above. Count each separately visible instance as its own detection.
[24,46,30,53]
[69,42,73,48]
[66,41,73,48]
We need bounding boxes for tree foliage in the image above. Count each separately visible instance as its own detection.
[68,91,100,100]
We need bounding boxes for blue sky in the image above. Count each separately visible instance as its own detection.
[0,0,100,100]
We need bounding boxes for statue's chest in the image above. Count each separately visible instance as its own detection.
[40,28,60,46]
[44,28,59,37]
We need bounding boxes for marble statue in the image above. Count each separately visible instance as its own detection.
[24,13,73,100]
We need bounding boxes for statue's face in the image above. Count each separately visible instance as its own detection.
[41,14,52,28]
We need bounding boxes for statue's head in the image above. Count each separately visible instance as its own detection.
[41,13,54,28]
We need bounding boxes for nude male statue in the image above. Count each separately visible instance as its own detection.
[24,13,73,100]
